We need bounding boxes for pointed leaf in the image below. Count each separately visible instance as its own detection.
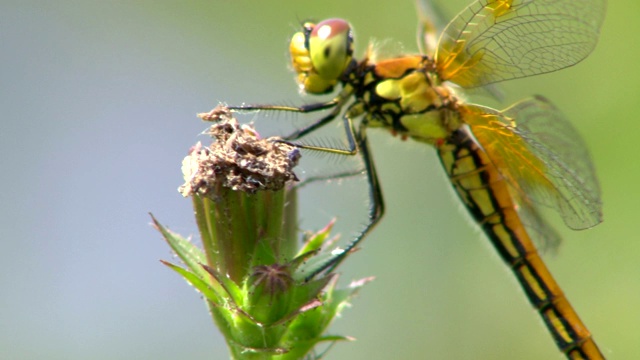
[151,215,209,281]
[160,260,223,307]
[201,264,244,307]
[297,219,335,256]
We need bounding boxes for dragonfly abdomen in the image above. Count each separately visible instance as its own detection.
[438,129,604,359]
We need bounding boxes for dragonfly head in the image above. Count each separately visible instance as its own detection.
[289,18,353,94]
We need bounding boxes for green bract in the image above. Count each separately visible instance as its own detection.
[153,106,370,359]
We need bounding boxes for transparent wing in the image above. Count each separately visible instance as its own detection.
[506,174,562,252]
[461,96,602,230]
[417,0,504,100]
[416,0,449,56]
[435,0,606,88]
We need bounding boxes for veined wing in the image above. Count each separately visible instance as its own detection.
[506,173,562,252]
[461,96,602,230]
[417,0,504,100]
[435,0,606,88]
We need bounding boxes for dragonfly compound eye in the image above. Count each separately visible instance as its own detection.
[289,18,353,94]
[309,19,353,81]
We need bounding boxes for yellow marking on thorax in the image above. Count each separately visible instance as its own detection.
[400,112,448,142]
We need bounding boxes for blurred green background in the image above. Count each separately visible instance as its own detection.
[1,1,637,359]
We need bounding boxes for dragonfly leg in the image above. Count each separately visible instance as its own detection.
[284,104,342,140]
[278,107,358,155]
[228,98,339,113]
[305,122,385,280]
[228,99,344,140]
[232,99,383,279]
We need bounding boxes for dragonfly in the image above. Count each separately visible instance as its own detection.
[227,0,606,358]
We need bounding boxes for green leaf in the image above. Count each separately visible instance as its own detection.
[160,260,222,307]
[153,215,248,307]
[201,264,244,308]
[284,276,334,322]
[297,219,336,256]
[151,214,208,280]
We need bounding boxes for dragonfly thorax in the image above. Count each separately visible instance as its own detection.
[354,55,462,145]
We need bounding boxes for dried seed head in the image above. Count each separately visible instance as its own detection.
[179,105,301,196]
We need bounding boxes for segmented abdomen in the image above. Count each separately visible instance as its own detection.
[437,129,604,360]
